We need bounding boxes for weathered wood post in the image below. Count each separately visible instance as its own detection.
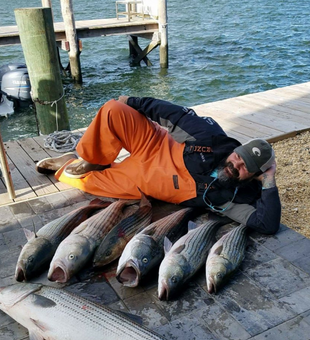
[158,0,168,68]
[60,0,82,83]
[41,0,54,20]
[14,8,70,135]
[0,131,15,199]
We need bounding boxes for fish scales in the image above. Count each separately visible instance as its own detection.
[219,224,247,264]
[0,283,165,340]
[205,224,248,294]
[158,218,229,300]
[35,202,110,243]
[39,287,163,338]
[146,208,193,241]
[183,222,216,263]
[72,200,131,239]
[93,198,152,267]
[115,205,151,237]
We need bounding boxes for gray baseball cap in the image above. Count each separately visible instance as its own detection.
[234,138,275,173]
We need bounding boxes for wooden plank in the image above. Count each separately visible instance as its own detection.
[250,92,310,117]
[194,104,285,138]
[0,178,13,206]
[0,18,158,46]
[209,98,308,133]
[2,145,36,202]
[4,140,59,197]
[225,130,249,143]
[234,97,310,126]
[277,84,310,99]
[17,137,73,192]
[17,137,53,163]
[232,85,310,118]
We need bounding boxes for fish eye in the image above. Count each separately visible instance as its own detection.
[68,254,75,260]
[217,272,223,279]
[142,257,148,263]
[171,276,178,283]
[105,250,112,256]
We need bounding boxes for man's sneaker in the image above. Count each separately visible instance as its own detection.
[36,152,78,174]
[64,160,110,179]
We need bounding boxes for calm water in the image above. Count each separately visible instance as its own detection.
[1,0,310,141]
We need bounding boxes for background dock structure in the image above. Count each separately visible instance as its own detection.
[0,83,310,339]
[0,0,168,76]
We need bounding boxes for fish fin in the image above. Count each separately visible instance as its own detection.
[212,245,223,255]
[29,325,46,339]
[118,198,140,206]
[31,220,38,238]
[89,198,113,208]
[23,228,35,241]
[140,226,156,236]
[89,198,104,205]
[164,236,173,254]
[138,190,152,207]
[137,188,152,206]
[116,310,144,325]
[32,294,57,308]
[188,220,198,231]
[172,244,185,254]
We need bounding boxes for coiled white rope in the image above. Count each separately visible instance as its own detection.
[44,130,84,153]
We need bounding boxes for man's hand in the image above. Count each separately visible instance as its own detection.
[255,160,277,189]
[118,96,130,104]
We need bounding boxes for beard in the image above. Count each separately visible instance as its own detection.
[216,158,251,189]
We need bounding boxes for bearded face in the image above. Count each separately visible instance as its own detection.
[216,157,253,188]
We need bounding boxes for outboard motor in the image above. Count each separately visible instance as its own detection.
[0,63,32,117]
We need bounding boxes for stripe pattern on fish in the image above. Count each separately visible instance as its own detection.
[0,283,165,340]
[206,224,248,294]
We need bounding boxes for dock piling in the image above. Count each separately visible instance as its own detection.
[60,0,82,83]
[14,7,70,135]
[158,0,168,68]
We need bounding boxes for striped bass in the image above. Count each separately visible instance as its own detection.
[15,199,112,282]
[206,224,248,294]
[116,208,195,287]
[48,199,137,283]
[0,283,165,340]
[93,194,152,267]
[158,217,230,300]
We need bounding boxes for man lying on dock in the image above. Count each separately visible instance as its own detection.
[36,97,281,235]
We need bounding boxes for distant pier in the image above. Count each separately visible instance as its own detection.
[0,0,168,70]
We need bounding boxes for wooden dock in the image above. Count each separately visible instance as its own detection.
[0,18,159,47]
[1,0,168,81]
[1,81,310,206]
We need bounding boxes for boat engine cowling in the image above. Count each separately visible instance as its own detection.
[0,63,32,116]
